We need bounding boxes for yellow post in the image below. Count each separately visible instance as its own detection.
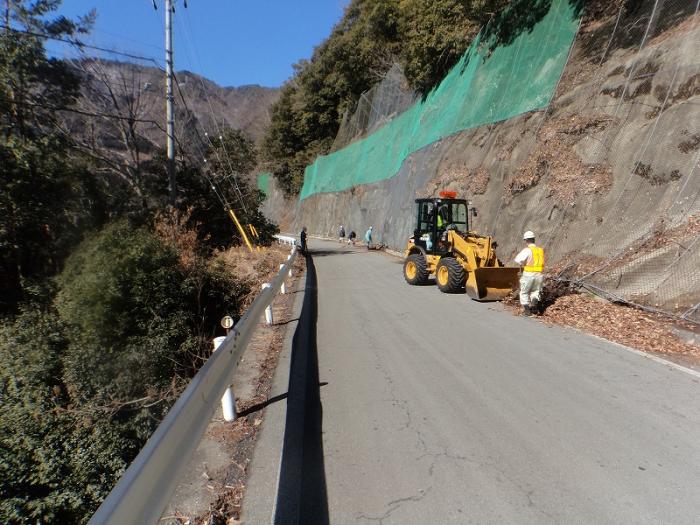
[228,208,254,253]
[247,224,261,251]
[248,223,259,239]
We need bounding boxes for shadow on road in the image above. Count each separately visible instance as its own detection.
[274,253,329,525]
[238,382,328,418]
[308,248,365,257]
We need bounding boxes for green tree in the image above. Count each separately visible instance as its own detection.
[141,127,278,249]
[0,308,130,524]
[200,128,278,247]
[1,219,253,523]
[0,0,100,313]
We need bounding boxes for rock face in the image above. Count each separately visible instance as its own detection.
[265,4,700,317]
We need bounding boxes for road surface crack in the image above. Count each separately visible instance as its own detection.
[355,486,433,524]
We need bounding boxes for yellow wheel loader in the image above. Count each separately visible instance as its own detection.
[402,192,519,301]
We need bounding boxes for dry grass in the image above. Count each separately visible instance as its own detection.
[215,244,297,309]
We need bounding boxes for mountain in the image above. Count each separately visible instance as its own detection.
[64,59,279,165]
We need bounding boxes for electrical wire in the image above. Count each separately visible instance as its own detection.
[2,25,162,66]
[11,98,163,124]
[177,10,249,213]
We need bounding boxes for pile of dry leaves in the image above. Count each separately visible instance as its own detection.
[540,293,699,361]
[505,114,615,203]
[503,273,699,364]
[426,163,490,196]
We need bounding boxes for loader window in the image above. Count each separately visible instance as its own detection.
[419,202,434,232]
[449,203,468,232]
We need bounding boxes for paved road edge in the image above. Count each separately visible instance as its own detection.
[241,268,307,524]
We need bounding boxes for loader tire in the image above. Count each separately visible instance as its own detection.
[436,257,465,293]
[404,254,429,285]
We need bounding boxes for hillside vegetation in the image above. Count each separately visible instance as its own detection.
[261,0,511,195]
[0,2,278,522]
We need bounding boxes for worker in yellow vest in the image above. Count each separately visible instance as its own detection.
[514,230,544,316]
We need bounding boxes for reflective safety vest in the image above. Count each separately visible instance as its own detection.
[437,214,444,228]
[524,245,544,272]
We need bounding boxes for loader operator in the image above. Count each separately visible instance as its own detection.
[514,231,544,316]
[437,204,449,229]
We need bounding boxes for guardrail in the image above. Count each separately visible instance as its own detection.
[89,244,298,525]
[274,234,297,246]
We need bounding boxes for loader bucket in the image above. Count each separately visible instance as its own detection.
[466,267,520,301]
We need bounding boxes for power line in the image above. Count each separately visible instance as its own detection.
[171,69,248,214]
[2,25,162,66]
[13,98,163,125]
[178,11,249,213]
[168,71,234,213]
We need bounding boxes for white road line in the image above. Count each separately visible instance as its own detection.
[587,332,700,379]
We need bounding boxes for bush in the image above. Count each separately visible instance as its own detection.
[0,308,130,524]
[56,221,189,403]
[0,220,251,523]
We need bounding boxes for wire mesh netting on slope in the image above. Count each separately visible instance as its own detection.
[331,63,417,152]
[299,0,582,200]
[529,0,700,323]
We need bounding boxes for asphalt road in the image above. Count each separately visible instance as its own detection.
[245,239,700,524]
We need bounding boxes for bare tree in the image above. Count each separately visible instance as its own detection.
[55,58,163,198]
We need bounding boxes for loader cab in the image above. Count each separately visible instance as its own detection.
[413,196,468,254]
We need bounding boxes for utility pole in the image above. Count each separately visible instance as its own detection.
[164,0,176,206]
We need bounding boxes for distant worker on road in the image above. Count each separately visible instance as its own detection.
[514,230,544,316]
[365,226,373,250]
[338,224,346,243]
[300,226,307,255]
[347,230,356,246]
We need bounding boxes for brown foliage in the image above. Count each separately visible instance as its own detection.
[505,114,615,203]
[427,163,490,197]
[541,294,699,362]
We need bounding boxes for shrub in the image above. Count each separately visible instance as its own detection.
[0,220,251,523]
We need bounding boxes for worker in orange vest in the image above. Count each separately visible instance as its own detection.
[514,230,544,316]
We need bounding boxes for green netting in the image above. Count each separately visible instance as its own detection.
[257,172,270,195]
[300,0,580,200]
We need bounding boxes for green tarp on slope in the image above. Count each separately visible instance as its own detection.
[257,172,270,195]
[300,0,580,200]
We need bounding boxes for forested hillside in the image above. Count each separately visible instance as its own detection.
[0,2,277,522]
[261,0,515,195]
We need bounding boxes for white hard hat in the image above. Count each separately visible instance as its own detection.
[523,230,535,240]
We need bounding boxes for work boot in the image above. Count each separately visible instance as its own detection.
[522,305,532,316]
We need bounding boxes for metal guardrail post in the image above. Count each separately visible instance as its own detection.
[213,336,236,422]
[279,264,287,294]
[89,245,297,525]
[262,283,273,323]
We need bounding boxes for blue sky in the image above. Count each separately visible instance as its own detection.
[53,0,348,87]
